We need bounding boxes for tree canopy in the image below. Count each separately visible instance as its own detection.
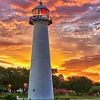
[0,66,99,95]
[0,66,29,90]
[89,86,100,95]
[67,76,93,95]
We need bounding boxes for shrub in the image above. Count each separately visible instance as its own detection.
[4,94,17,100]
[89,86,100,94]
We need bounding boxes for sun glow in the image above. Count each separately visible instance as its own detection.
[0,0,100,82]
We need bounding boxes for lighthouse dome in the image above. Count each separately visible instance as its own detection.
[33,2,49,11]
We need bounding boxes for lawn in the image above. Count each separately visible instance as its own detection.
[0,93,100,100]
[56,95,100,98]
[0,93,27,100]
[55,95,100,100]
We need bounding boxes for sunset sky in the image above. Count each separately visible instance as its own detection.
[0,0,100,82]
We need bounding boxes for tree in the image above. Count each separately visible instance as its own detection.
[4,94,16,100]
[52,75,60,88]
[68,76,93,95]
[52,74,67,89]
[52,69,58,74]
[89,86,100,96]
[0,66,29,91]
[94,82,100,86]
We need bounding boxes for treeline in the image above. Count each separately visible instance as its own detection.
[53,74,100,96]
[0,66,100,96]
[0,66,29,90]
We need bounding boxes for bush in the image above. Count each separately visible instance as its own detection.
[89,86,100,94]
[4,94,17,100]
[0,96,4,99]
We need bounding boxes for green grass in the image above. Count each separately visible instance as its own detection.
[0,93,100,100]
[55,95,100,100]
[0,93,27,100]
[0,93,27,96]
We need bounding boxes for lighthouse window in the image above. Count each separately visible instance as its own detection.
[41,9,47,14]
[33,9,49,18]
[33,89,35,92]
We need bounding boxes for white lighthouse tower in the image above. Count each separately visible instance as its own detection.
[28,1,54,100]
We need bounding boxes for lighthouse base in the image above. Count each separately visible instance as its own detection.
[28,80,54,100]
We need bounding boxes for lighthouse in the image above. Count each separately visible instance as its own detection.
[28,2,54,100]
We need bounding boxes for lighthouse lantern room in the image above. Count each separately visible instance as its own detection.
[29,2,52,25]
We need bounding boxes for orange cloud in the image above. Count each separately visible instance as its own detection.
[53,0,97,7]
[0,0,100,82]
[78,71,100,82]
[0,45,32,68]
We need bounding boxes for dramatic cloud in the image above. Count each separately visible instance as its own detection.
[0,0,100,81]
[61,55,100,70]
